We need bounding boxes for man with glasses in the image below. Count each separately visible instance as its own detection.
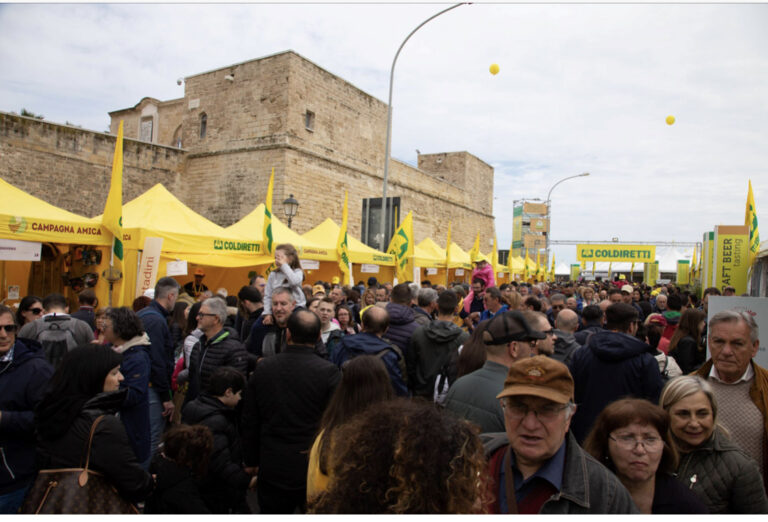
[568,303,663,443]
[0,305,54,513]
[444,311,546,433]
[483,356,637,514]
[185,297,248,403]
[545,294,566,327]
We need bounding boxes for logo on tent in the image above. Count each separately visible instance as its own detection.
[9,216,27,234]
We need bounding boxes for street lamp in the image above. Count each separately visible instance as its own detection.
[545,172,589,265]
[379,2,467,251]
[283,193,299,229]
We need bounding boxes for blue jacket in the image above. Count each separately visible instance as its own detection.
[0,338,54,494]
[137,301,174,402]
[568,330,663,443]
[332,332,408,396]
[117,334,152,463]
[383,303,418,358]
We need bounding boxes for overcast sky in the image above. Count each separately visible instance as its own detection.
[1,2,767,266]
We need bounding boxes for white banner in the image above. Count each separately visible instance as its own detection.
[166,260,188,277]
[300,259,320,270]
[708,297,768,370]
[426,267,438,275]
[455,269,465,276]
[135,237,164,297]
[360,264,380,273]
[0,238,41,261]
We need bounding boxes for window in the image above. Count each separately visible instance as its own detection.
[361,197,400,250]
[305,110,315,132]
[199,113,207,139]
[139,117,153,142]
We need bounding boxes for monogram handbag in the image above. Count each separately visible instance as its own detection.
[21,415,140,514]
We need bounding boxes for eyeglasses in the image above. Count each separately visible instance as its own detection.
[0,324,18,333]
[500,399,568,421]
[541,329,555,337]
[609,434,664,452]
[196,312,217,318]
[28,308,43,315]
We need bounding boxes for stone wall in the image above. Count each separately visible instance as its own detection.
[0,112,183,217]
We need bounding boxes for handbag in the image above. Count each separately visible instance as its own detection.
[21,415,140,514]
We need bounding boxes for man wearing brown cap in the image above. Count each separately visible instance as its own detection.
[444,311,546,433]
[184,267,209,299]
[483,356,638,514]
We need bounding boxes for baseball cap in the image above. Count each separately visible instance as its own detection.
[621,285,633,294]
[312,284,326,296]
[194,268,205,276]
[482,310,546,345]
[497,355,574,404]
[644,313,667,327]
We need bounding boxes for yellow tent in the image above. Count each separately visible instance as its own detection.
[447,242,472,269]
[1,177,112,309]
[509,256,525,274]
[226,203,331,262]
[1,177,110,246]
[302,219,395,283]
[414,237,446,268]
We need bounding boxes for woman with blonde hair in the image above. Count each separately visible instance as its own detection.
[659,376,768,513]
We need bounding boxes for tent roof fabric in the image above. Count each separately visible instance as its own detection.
[226,203,331,261]
[0,177,111,245]
[94,183,264,258]
[447,242,472,269]
[415,237,446,267]
[302,219,394,265]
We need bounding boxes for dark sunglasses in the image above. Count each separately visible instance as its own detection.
[0,324,18,333]
[28,308,43,315]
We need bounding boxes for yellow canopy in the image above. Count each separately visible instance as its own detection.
[509,255,525,273]
[447,242,472,269]
[0,177,110,245]
[303,219,394,265]
[415,237,446,267]
[227,205,333,262]
[93,184,265,265]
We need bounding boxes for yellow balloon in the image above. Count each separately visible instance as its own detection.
[666,115,675,125]
[489,63,500,75]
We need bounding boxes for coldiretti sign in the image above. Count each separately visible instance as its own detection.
[577,244,656,263]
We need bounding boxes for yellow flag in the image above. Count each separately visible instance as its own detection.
[387,211,414,283]
[523,252,531,281]
[445,222,452,286]
[592,261,596,276]
[468,233,480,263]
[102,120,125,306]
[535,251,541,280]
[746,180,760,266]
[337,191,351,285]
[690,245,698,280]
[492,234,499,278]
[549,252,556,281]
[263,168,275,256]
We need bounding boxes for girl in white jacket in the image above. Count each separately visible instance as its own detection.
[261,243,306,324]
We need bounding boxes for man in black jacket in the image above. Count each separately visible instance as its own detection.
[241,309,340,514]
[185,298,249,404]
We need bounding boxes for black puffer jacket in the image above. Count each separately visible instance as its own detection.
[384,302,419,357]
[407,320,468,399]
[185,327,248,403]
[181,394,250,513]
[675,428,768,514]
[35,390,154,504]
[145,455,210,514]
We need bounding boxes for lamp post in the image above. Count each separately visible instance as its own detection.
[283,194,299,229]
[545,172,589,266]
[378,2,467,251]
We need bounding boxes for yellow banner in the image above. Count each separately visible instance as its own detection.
[645,261,659,285]
[676,260,690,285]
[713,225,749,293]
[577,244,656,263]
[570,264,580,281]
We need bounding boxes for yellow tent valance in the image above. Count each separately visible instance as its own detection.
[303,219,394,265]
[0,177,110,245]
[414,237,446,268]
[226,204,332,262]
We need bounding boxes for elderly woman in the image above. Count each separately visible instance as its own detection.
[659,376,768,514]
[583,398,707,513]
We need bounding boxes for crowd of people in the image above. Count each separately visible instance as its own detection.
[1,242,766,514]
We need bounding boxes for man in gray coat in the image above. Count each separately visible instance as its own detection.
[444,311,545,433]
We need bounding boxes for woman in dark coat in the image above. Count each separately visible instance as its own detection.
[34,345,154,508]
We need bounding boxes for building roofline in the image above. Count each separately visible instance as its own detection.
[108,96,184,116]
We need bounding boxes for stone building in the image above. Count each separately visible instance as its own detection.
[2,50,495,251]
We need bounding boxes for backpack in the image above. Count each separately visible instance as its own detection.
[35,316,79,369]
[373,342,408,389]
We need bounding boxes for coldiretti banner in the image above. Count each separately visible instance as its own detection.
[676,260,690,285]
[577,244,656,263]
[713,225,749,293]
[570,264,580,281]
